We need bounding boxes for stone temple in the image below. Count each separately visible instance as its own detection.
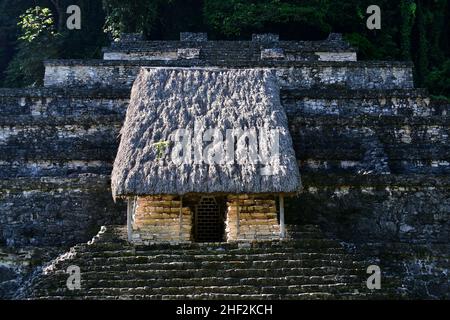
[0,32,448,299]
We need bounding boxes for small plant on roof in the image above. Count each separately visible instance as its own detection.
[153,141,170,159]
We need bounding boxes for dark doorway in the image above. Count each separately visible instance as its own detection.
[194,196,225,242]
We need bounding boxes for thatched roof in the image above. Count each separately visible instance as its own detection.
[111,67,301,197]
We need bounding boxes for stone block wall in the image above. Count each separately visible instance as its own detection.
[0,89,128,247]
[103,51,179,61]
[252,33,280,42]
[315,52,357,61]
[282,91,450,298]
[131,194,280,243]
[282,89,434,117]
[226,195,280,241]
[43,60,414,90]
[132,196,193,243]
[286,174,450,298]
[290,116,450,175]
[284,90,450,176]
[289,174,450,244]
[2,86,448,248]
[180,32,207,42]
[103,33,356,63]
[357,242,450,299]
[0,175,125,247]
[119,33,144,42]
[261,48,285,60]
[275,63,414,90]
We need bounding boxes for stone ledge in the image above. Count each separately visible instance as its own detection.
[0,114,123,126]
[0,174,113,191]
[180,32,207,42]
[252,33,279,42]
[104,38,355,53]
[289,114,450,126]
[282,88,429,99]
[4,173,442,193]
[118,33,144,42]
[0,88,130,98]
[301,173,450,187]
[43,59,413,68]
[177,48,201,60]
[261,48,285,60]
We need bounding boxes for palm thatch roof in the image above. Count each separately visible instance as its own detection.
[111,67,301,197]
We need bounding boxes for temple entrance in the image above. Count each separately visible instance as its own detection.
[194,196,225,242]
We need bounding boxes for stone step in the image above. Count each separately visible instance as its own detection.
[80,226,340,246]
[40,274,400,295]
[34,266,365,288]
[35,274,364,291]
[33,286,397,301]
[285,224,322,232]
[43,251,358,273]
[76,251,360,261]
[74,240,346,254]
[286,232,327,239]
[41,271,402,290]
[32,287,397,300]
[75,275,363,288]
[77,246,347,256]
[63,258,368,271]
[39,282,363,296]
[32,292,358,300]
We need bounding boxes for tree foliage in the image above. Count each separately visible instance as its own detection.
[425,60,450,99]
[102,0,163,40]
[399,0,416,60]
[17,7,57,42]
[102,0,204,40]
[0,0,38,86]
[4,6,61,87]
[204,0,331,39]
[0,0,107,87]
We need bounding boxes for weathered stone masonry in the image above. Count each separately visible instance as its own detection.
[43,60,414,90]
[130,194,280,243]
[131,196,193,243]
[0,88,129,247]
[226,195,279,241]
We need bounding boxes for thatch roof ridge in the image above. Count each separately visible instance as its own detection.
[112,67,301,197]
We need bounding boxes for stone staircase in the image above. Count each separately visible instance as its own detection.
[24,225,400,300]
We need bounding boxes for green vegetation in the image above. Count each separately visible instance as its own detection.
[425,60,450,100]
[4,6,60,87]
[0,0,106,87]
[203,0,331,38]
[153,141,171,159]
[0,0,448,98]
